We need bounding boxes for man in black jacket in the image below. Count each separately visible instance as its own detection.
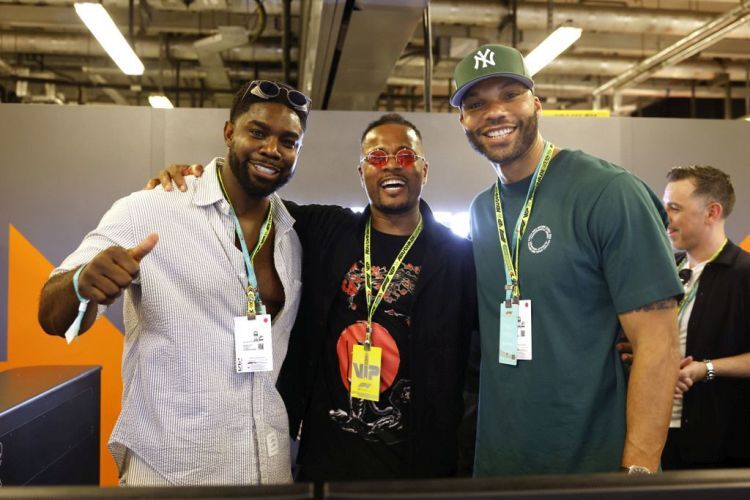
[149,113,477,481]
[661,165,750,469]
[280,113,476,481]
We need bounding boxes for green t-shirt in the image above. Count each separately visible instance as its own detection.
[470,149,682,476]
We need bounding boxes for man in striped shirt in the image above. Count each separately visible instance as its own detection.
[38,80,309,486]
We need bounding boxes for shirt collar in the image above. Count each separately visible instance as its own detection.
[193,158,225,208]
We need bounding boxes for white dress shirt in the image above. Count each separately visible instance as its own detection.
[53,158,302,485]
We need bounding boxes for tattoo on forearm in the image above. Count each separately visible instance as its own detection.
[624,298,677,314]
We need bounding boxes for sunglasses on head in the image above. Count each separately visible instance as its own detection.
[360,148,425,169]
[240,80,311,113]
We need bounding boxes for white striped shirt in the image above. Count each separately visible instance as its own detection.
[53,158,302,485]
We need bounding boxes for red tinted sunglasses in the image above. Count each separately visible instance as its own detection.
[360,149,425,169]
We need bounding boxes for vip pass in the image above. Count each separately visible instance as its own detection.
[494,141,554,366]
[350,216,423,402]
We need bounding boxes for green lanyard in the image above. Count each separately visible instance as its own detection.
[677,238,727,323]
[217,164,274,318]
[493,142,555,303]
[363,216,423,349]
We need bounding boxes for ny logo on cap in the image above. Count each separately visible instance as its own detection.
[474,48,495,70]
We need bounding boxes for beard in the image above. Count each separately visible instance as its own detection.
[465,111,539,166]
[226,148,293,198]
[373,197,413,215]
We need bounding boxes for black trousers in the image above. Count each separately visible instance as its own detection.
[662,428,750,470]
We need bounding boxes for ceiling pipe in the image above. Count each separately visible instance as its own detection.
[0,32,295,62]
[6,1,750,41]
[193,25,248,89]
[428,1,750,39]
[395,54,750,83]
[385,75,750,99]
[281,0,291,85]
[5,0,299,16]
[80,65,292,80]
[593,1,750,97]
[422,3,433,112]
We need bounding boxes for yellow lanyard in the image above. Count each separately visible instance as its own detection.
[362,216,423,349]
[217,164,274,318]
[493,142,555,302]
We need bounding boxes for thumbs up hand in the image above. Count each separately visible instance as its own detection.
[78,234,158,305]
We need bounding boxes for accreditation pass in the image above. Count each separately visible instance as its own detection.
[234,314,273,373]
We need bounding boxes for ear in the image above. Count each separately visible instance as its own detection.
[533,94,542,113]
[223,121,234,147]
[706,201,723,223]
[459,110,465,126]
[357,165,365,188]
[421,161,429,186]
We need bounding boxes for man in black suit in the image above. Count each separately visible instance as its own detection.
[660,165,750,469]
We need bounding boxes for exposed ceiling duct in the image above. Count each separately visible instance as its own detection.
[0,31,293,63]
[428,1,750,39]
[193,25,248,90]
[326,0,428,110]
[1,0,748,117]
[592,1,750,100]
[395,55,750,85]
[299,0,428,111]
[5,0,299,15]
[297,0,348,106]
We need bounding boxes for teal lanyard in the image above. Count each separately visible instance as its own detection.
[217,164,274,318]
[493,142,555,303]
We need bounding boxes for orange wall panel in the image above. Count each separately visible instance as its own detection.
[1,225,123,486]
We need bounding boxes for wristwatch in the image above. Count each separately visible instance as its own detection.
[621,465,652,474]
[703,359,716,382]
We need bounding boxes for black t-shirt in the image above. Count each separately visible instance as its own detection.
[298,228,425,481]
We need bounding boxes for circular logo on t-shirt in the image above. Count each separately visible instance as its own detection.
[336,321,400,393]
[527,225,552,254]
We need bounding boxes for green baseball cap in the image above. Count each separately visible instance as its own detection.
[450,44,534,108]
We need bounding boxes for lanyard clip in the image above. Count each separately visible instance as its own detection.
[246,286,257,320]
[363,323,373,351]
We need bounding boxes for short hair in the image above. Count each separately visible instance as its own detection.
[360,113,422,145]
[666,165,735,218]
[229,80,308,130]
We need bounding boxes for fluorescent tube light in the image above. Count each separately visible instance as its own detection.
[148,95,174,109]
[524,26,582,76]
[74,3,144,76]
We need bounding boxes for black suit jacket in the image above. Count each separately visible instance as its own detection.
[677,240,750,463]
[277,200,477,479]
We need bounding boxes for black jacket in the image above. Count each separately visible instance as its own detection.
[278,200,477,479]
[677,240,750,463]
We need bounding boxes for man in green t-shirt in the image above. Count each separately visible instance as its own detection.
[451,44,683,476]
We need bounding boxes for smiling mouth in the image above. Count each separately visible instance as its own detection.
[380,178,406,193]
[251,162,281,178]
[484,126,515,139]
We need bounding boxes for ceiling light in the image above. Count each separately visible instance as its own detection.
[74,3,144,76]
[524,27,582,76]
[148,95,174,109]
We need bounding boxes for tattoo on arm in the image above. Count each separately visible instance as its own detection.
[623,298,677,314]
